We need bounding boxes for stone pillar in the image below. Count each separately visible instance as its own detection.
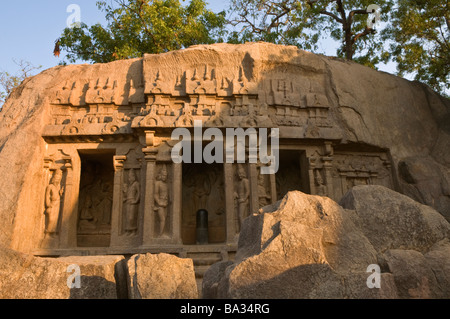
[224,163,236,243]
[110,155,126,247]
[269,173,277,203]
[59,156,77,248]
[171,162,182,244]
[322,142,334,197]
[248,154,259,215]
[142,147,158,246]
[308,156,317,195]
[40,157,54,249]
[224,138,238,243]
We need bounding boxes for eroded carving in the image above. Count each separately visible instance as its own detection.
[331,152,393,200]
[258,173,271,209]
[123,168,141,236]
[154,165,169,237]
[314,169,327,196]
[44,169,64,236]
[234,164,250,233]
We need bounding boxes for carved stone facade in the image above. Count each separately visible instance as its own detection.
[35,46,396,258]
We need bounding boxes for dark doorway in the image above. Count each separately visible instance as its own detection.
[276,150,309,200]
[181,163,226,245]
[77,150,115,247]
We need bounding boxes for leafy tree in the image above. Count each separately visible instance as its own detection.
[56,0,227,64]
[228,0,394,66]
[382,0,449,95]
[0,60,42,110]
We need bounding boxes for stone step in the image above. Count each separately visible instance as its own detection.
[192,256,222,266]
[194,265,211,278]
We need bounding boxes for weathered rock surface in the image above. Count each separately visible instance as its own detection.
[0,42,448,253]
[339,185,450,253]
[126,253,198,299]
[204,186,450,299]
[0,246,125,299]
[398,156,450,222]
[0,247,198,299]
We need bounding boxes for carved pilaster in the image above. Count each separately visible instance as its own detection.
[142,146,158,245]
[110,155,127,247]
[322,142,334,197]
[248,146,259,215]
[224,162,237,243]
[172,162,182,244]
[308,155,317,195]
[59,156,77,248]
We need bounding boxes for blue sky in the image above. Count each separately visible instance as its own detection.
[0,1,396,78]
[0,1,107,74]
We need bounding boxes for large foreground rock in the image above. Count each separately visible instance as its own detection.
[397,156,450,222]
[0,248,199,299]
[204,186,450,298]
[126,253,198,299]
[0,246,125,299]
[339,185,450,253]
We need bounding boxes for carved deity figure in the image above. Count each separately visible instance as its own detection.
[123,169,140,236]
[258,174,271,208]
[315,169,327,196]
[98,182,113,225]
[154,165,169,237]
[234,165,250,232]
[44,169,64,235]
[193,173,211,211]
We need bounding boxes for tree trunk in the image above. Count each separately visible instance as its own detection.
[344,26,354,60]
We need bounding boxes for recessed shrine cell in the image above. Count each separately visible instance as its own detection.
[276,150,309,200]
[77,150,115,247]
[182,163,226,245]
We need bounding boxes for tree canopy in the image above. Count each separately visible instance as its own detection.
[381,0,449,94]
[227,0,394,67]
[54,0,449,95]
[57,0,227,64]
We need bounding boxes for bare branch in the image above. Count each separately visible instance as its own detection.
[319,10,343,24]
[352,27,376,44]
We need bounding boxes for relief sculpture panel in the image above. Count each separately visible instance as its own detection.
[154,164,170,238]
[44,169,64,236]
[234,164,250,233]
[123,168,141,236]
[331,152,393,201]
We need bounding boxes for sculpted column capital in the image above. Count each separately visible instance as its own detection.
[113,155,127,171]
[62,156,72,171]
[43,157,54,169]
[142,130,159,162]
[144,130,156,147]
[143,147,158,162]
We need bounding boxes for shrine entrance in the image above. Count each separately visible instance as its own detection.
[181,163,226,245]
[276,150,309,200]
[77,150,115,247]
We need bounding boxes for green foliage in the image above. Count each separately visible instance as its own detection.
[55,0,450,95]
[228,0,394,64]
[58,0,227,64]
[382,0,449,95]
